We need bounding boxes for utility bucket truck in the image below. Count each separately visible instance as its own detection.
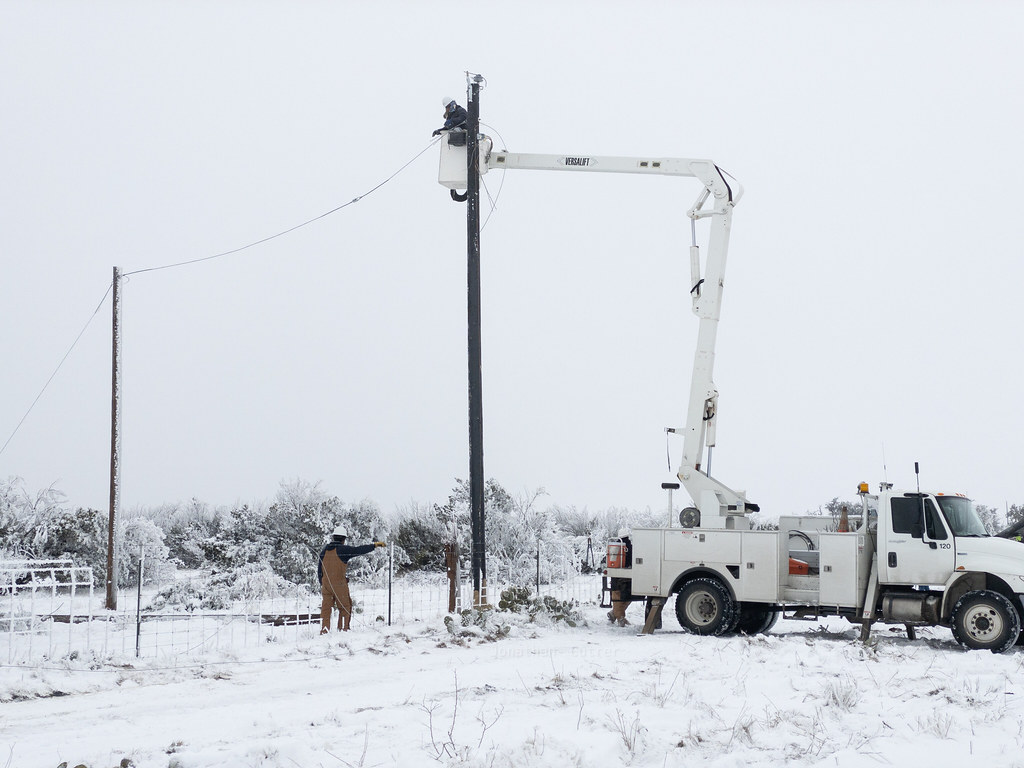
[439,130,1024,653]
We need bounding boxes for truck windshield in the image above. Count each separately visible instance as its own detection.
[935,496,989,537]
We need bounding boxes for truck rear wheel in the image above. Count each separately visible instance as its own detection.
[735,604,780,635]
[675,578,736,636]
[950,590,1021,653]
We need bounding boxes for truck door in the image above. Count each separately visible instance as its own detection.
[883,495,955,585]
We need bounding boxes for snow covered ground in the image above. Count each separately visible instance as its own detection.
[3,604,1024,768]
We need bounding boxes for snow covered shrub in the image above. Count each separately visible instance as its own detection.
[164,516,215,569]
[201,502,272,570]
[148,563,308,611]
[147,576,220,611]
[0,478,95,566]
[416,478,669,584]
[551,504,665,571]
[394,501,456,571]
[0,478,23,549]
[422,479,581,584]
[148,498,217,569]
[31,504,108,580]
[0,478,168,585]
[117,517,173,587]
[194,480,404,588]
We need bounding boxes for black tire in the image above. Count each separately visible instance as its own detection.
[950,590,1021,653]
[675,577,737,636]
[735,603,780,635]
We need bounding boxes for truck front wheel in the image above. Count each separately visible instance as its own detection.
[950,590,1021,653]
[675,578,736,636]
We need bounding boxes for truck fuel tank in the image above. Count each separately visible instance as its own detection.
[881,592,941,625]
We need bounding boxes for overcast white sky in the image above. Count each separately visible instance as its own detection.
[2,1,1022,519]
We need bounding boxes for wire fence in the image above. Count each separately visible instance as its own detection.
[1,559,604,665]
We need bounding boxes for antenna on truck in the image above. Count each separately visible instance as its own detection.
[915,461,921,493]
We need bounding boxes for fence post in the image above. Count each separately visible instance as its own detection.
[387,544,393,626]
[135,545,144,658]
[68,565,75,653]
[445,541,458,614]
[7,570,14,664]
[536,539,541,596]
[87,569,94,655]
[47,566,55,658]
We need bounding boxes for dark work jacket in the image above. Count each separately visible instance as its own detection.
[441,103,468,131]
[317,541,375,582]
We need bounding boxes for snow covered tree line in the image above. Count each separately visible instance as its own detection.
[0,476,664,590]
[5,476,1020,592]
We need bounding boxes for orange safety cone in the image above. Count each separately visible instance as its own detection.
[838,505,850,533]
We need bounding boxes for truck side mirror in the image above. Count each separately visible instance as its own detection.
[910,523,924,539]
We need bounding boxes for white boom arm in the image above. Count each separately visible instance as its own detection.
[456,147,756,527]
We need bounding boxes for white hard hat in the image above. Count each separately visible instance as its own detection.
[617,527,629,538]
[442,96,455,108]
[333,525,348,539]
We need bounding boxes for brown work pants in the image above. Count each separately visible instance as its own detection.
[321,561,352,632]
[610,590,629,623]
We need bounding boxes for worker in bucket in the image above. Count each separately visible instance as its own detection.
[432,96,468,136]
[608,528,633,626]
[318,526,386,634]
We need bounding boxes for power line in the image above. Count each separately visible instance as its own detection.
[124,135,442,277]
[1,137,443,458]
[0,282,114,459]
[479,122,508,231]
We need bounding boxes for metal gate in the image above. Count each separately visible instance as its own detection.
[1,559,95,663]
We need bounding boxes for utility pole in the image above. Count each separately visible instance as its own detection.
[106,266,122,610]
[466,73,487,606]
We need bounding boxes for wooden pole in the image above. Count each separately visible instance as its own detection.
[466,74,487,606]
[105,266,121,610]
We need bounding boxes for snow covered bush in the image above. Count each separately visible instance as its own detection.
[394,500,456,571]
[148,563,309,611]
[117,516,173,587]
[551,504,665,571]
[146,498,217,569]
[393,479,672,583]
[0,477,101,568]
[0,477,37,559]
[415,479,582,585]
[194,479,404,588]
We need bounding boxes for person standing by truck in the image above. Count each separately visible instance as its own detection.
[608,529,633,626]
[318,526,386,634]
